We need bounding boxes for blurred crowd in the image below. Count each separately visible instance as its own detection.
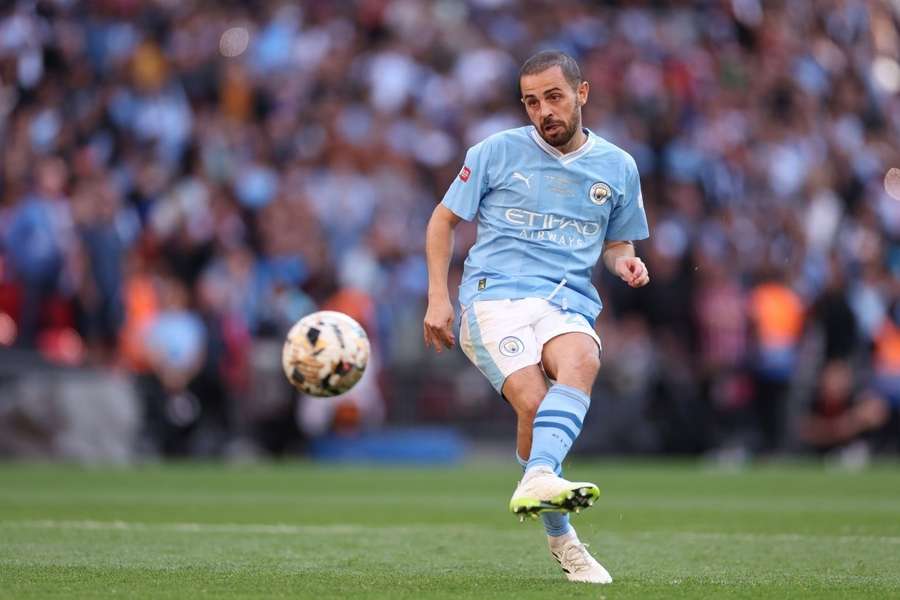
[0,0,899,460]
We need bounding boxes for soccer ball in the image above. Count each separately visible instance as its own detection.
[282,311,370,397]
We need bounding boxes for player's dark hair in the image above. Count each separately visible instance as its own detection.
[519,50,582,91]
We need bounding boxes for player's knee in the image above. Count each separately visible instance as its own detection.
[578,351,602,379]
[560,351,601,382]
[514,393,542,421]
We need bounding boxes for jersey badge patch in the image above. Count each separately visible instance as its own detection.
[589,181,612,206]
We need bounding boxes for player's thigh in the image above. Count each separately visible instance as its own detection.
[534,305,602,382]
[502,364,549,419]
[458,299,541,396]
[541,332,602,382]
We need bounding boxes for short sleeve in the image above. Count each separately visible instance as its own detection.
[441,140,492,221]
[606,158,649,242]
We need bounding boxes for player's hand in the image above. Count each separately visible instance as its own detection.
[423,296,456,352]
[614,256,650,288]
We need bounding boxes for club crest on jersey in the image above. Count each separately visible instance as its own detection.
[589,181,612,206]
[459,166,471,182]
[498,336,524,357]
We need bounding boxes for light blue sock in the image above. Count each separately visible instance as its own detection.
[526,383,590,472]
[516,452,570,537]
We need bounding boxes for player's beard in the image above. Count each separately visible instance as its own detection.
[540,105,581,148]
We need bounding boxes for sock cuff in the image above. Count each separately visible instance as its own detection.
[515,452,527,469]
[549,383,590,410]
[548,525,576,542]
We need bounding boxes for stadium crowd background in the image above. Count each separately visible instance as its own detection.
[0,0,899,461]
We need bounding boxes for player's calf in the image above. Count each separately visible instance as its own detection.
[502,365,547,462]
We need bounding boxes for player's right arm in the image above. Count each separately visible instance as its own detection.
[424,204,462,352]
[424,140,493,353]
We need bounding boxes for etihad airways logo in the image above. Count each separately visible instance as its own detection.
[504,208,602,248]
[504,208,601,236]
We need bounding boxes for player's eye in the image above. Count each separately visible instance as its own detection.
[525,99,539,109]
[548,94,562,101]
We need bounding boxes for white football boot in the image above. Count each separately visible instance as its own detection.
[549,529,613,584]
[509,466,600,520]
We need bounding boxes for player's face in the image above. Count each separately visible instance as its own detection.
[520,66,589,148]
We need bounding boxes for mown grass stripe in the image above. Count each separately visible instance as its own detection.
[4,519,900,545]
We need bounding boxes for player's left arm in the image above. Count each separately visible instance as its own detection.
[602,240,649,288]
[603,156,650,288]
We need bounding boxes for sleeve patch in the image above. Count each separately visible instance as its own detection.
[458,166,471,182]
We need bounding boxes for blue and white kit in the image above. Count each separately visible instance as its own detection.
[442,125,649,392]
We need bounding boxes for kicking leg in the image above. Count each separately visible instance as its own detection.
[526,332,600,473]
[508,333,602,516]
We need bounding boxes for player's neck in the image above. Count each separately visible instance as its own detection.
[555,127,588,156]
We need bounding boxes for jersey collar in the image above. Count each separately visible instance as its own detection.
[529,126,596,165]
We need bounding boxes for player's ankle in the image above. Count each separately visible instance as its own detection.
[525,460,556,473]
[524,465,555,479]
[547,526,575,542]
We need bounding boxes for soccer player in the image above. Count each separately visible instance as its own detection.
[423,50,650,584]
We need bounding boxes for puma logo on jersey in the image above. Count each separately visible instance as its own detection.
[512,172,533,189]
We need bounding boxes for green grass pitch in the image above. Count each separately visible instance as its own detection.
[1,461,899,599]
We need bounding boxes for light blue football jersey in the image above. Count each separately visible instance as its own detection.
[441,126,649,325]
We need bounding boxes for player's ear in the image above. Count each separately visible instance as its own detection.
[577,80,589,105]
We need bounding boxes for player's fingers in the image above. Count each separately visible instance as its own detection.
[425,323,444,352]
[429,323,449,351]
[630,273,650,288]
[445,318,456,347]
[443,329,456,349]
[629,262,645,281]
[435,325,454,350]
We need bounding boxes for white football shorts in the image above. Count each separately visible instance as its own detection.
[458,298,602,394]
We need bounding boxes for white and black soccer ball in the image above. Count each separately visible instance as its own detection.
[282,311,370,397]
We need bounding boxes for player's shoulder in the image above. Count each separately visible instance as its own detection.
[587,132,639,174]
[469,126,533,153]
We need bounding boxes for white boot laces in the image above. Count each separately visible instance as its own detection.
[562,541,594,573]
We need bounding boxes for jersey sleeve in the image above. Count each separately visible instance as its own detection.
[606,158,649,242]
[440,140,492,221]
